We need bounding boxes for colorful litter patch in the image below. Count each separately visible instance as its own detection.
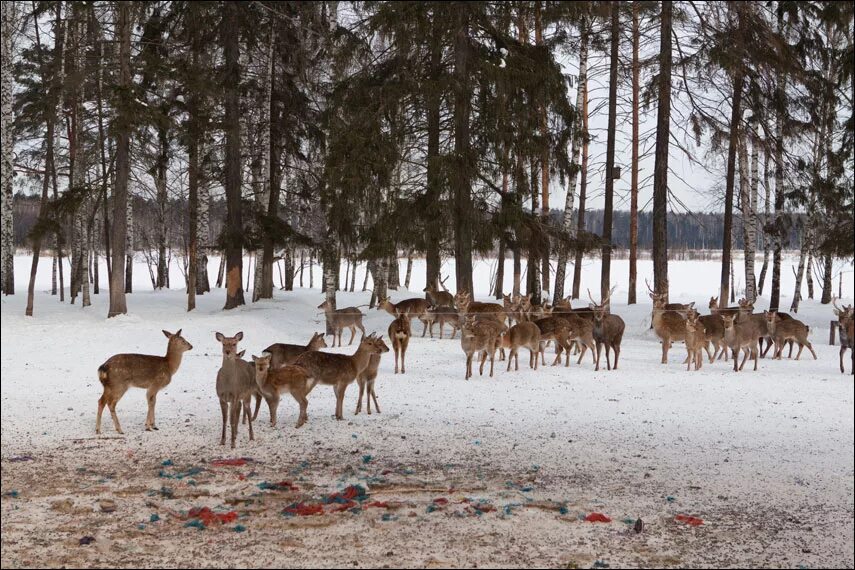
[675,514,704,526]
[211,458,253,467]
[584,512,612,523]
[183,506,239,529]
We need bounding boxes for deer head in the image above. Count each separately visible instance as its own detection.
[215,331,244,360]
[164,329,193,353]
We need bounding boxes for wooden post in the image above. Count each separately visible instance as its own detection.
[829,320,836,346]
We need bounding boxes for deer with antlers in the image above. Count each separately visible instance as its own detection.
[646,280,695,329]
[588,287,626,371]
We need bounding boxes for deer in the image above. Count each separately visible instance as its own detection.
[318,299,366,347]
[263,332,328,369]
[388,314,411,374]
[460,314,502,380]
[426,305,460,339]
[215,332,256,448]
[500,322,542,371]
[651,295,688,364]
[423,277,455,308]
[833,298,854,375]
[519,294,549,322]
[588,288,626,371]
[96,329,193,435]
[540,314,597,367]
[709,296,741,318]
[294,333,389,420]
[251,354,316,428]
[502,293,523,326]
[684,314,707,371]
[686,308,726,362]
[763,311,817,360]
[737,299,795,358]
[253,332,328,421]
[455,291,507,325]
[645,280,695,321]
[721,314,761,372]
[377,296,432,337]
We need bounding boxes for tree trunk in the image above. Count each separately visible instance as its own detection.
[424,17,443,294]
[197,144,211,294]
[404,251,413,289]
[806,250,814,299]
[719,68,744,307]
[758,149,771,295]
[554,18,587,302]
[571,44,589,300]
[124,198,133,294]
[535,1,550,297]
[790,223,808,313]
[222,1,245,310]
[820,253,833,304]
[628,4,639,305]
[495,237,505,299]
[0,0,17,295]
[255,22,276,302]
[108,2,131,317]
[528,158,541,303]
[652,0,672,300]
[388,254,399,290]
[769,8,785,312]
[349,257,356,292]
[322,243,338,335]
[600,1,619,301]
[452,10,474,295]
[738,133,756,302]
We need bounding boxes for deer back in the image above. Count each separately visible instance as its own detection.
[99,330,192,390]
[653,310,687,341]
[503,322,541,350]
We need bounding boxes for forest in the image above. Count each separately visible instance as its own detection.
[1,1,852,317]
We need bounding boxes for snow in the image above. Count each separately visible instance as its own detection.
[1,253,853,567]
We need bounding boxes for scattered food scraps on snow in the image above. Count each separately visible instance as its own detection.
[585,512,612,523]
[675,514,704,526]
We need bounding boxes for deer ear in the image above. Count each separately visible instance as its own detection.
[688,303,695,309]
[215,332,224,342]
[163,330,173,339]
[235,331,244,341]
[237,349,246,358]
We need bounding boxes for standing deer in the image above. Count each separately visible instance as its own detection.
[645,280,695,328]
[426,305,460,339]
[424,278,455,308]
[503,293,523,327]
[721,314,761,372]
[215,332,256,448]
[651,296,687,364]
[455,291,507,324]
[501,322,542,371]
[686,308,725,362]
[294,334,389,420]
[318,299,365,347]
[763,311,817,360]
[251,355,316,428]
[96,329,193,435]
[684,314,706,371]
[709,296,741,318]
[253,332,328,421]
[388,314,411,374]
[377,296,431,337]
[833,298,854,374]
[460,315,502,380]
[535,314,597,367]
[588,288,626,371]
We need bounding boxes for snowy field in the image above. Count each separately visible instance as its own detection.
[1,253,853,568]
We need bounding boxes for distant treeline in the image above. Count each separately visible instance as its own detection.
[12,193,801,254]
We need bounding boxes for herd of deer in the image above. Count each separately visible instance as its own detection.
[94,283,854,447]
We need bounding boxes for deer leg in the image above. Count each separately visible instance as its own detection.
[230,401,240,449]
[841,347,846,374]
[479,351,487,376]
[507,349,514,372]
[96,393,107,435]
[401,342,407,373]
[393,345,399,374]
[753,346,758,370]
[296,395,309,428]
[219,400,228,445]
[355,379,365,415]
[795,343,805,360]
[348,326,356,346]
[605,345,612,371]
[738,348,749,371]
[661,338,669,364]
[787,340,794,358]
[245,398,255,441]
[267,393,280,428]
[595,342,602,371]
[489,349,495,377]
[370,383,381,414]
[251,392,263,422]
[465,353,472,380]
[145,387,159,431]
[334,384,346,420]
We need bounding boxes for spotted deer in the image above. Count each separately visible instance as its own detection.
[318,299,366,347]
[645,280,695,329]
[251,355,316,428]
[460,315,502,379]
[378,296,432,337]
[294,334,389,420]
[833,298,854,375]
[588,288,626,371]
[215,332,256,448]
[96,330,193,435]
[455,291,507,325]
[426,305,460,339]
[254,332,328,421]
[423,279,455,308]
[500,322,541,371]
[721,314,761,372]
[763,311,817,360]
[388,314,411,374]
[651,296,688,364]
[684,313,707,371]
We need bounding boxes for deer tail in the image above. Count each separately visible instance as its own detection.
[97,364,109,386]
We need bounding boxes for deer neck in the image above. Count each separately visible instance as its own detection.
[350,345,374,375]
[382,303,396,316]
[255,368,268,390]
[166,346,185,375]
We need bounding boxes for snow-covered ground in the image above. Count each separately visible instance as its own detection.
[2,253,853,568]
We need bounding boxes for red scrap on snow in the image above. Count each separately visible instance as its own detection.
[675,514,704,526]
[211,458,249,467]
[186,507,238,526]
[585,512,612,523]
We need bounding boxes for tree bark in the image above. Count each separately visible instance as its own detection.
[757,149,771,294]
[769,8,785,312]
[256,22,276,301]
[739,133,756,301]
[424,14,442,295]
[222,1,245,310]
[571,64,589,300]
[0,0,17,295]
[554,18,587,302]
[600,0,620,301]
[628,3,640,305]
[652,0,672,300]
[108,2,131,317]
[719,69,744,306]
[452,9,474,295]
